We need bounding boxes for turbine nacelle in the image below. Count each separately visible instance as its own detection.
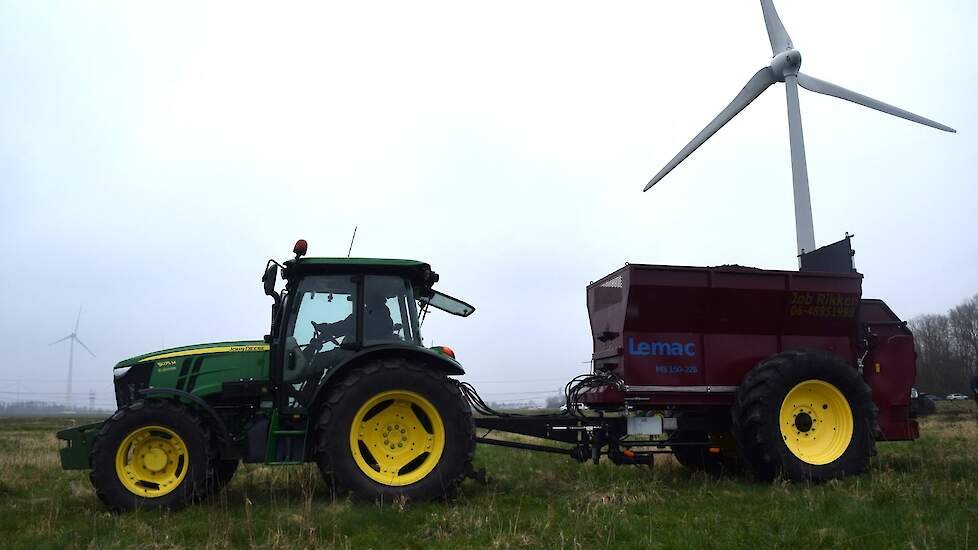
[770,49,801,80]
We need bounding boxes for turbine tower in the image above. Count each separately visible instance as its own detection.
[644,0,955,256]
[50,307,96,410]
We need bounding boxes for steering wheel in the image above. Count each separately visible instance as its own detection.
[311,321,342,347]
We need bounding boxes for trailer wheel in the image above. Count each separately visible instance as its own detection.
[732,350,876,482]
[315,358,475,501]
[671,432,741,475]
[90,399,213,512]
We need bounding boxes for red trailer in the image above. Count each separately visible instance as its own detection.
[473,238,919,482]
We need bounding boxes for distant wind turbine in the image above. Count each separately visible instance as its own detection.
[50,307,96,410]
[644,0,955,256]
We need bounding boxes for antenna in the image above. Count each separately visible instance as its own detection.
[644,0,955,256]
[347,226,358,258]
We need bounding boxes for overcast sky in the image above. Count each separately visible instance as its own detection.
[1,1,975,409]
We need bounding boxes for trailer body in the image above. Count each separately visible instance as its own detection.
[582,263,917,441]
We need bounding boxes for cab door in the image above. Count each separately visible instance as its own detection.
[280,274,360,403]
[267,274,360,464]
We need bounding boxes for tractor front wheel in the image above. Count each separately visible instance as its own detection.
[732,350,876,482]
[315,359,475,501]
[90,400,213,512]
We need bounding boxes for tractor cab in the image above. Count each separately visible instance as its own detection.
[261,241,474,412]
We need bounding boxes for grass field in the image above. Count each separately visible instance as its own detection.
[1,403,976,549]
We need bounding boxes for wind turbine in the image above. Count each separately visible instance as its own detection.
[50,307,96,410]
[644,0,955,256]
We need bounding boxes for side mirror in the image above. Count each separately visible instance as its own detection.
[263,262,279,299]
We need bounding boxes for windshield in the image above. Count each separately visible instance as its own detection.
[419,290,475,317]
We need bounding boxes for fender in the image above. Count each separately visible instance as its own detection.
[138,387,231,443]
[307,344,464,417]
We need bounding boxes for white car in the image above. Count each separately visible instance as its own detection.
[946,393,970,401]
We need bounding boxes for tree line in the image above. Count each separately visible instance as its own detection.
[909,292,978,395]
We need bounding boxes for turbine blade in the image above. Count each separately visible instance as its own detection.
[74,337,96,358]
[797,73,956,133]
[760,0,793,54]
[49,335,72,346]
[74,306,82,333]
[645,67,777,191]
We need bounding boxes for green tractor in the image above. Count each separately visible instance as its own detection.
[57,240,477,511]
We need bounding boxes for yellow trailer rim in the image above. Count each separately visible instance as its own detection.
[779,380,854,465]
[350,390,445,486]
[115,425,189,497]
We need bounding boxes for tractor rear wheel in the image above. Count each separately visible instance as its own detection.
[90,399,213,512]
[213,459,239,488]
[671,431,741,475]
[315,358,475,501]
[198,459,239,499]
[732,350,876,482]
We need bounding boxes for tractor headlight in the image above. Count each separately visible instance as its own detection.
[113,366,131,380]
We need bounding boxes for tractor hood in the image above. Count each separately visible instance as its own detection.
[114,340,270,368]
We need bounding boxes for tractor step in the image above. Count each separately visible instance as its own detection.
[265,410,309,464]
[272,430,305,436]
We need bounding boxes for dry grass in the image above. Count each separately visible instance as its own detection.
[0,403,976,549]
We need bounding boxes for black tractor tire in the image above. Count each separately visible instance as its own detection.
[198,459,240,500]
[214,459,239,487]
[671,431,742,475]
[732,350,876,482]
[90,399,214,512]
[315,358,475,501]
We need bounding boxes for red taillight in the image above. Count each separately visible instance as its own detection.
[293,239,308,257]
[436,346,456,359]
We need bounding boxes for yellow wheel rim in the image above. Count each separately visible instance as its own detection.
[779,380,853,465]
[350,390,445,487]
[114,425,189,497]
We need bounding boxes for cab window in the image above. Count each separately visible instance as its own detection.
[363,275,420,346]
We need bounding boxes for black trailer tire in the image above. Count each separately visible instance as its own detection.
[732,350,876,482]
[315,358,475,501]
[90,399,214,512]
[671,432,742,475]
